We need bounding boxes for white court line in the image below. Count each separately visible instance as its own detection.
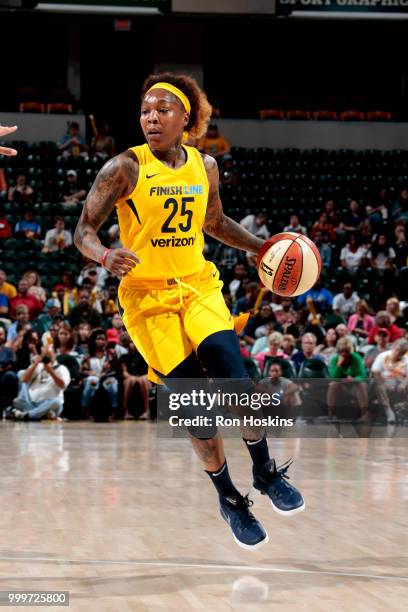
[0,556,406,583]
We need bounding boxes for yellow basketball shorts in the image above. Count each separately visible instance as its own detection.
[118,261,234,377]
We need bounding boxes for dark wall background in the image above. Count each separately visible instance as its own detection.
[1,10,408,147]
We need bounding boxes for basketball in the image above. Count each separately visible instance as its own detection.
[257,232,322,297]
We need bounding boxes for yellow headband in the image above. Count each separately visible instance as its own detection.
[146,82,191,114]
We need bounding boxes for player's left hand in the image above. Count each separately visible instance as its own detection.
[0,125,18,156]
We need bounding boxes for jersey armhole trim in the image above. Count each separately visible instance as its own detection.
[116,146,142,208]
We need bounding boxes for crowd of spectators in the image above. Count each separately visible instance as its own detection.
[1,138,408,425]
[0,261,150,422]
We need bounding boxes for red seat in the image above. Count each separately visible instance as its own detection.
[286,110,311,120]
[312,110,337,121]
[366,110,392,121]
[259,109,285,120]
[19,101,45,113]
[340,110,365,121]
[46,102,73,113]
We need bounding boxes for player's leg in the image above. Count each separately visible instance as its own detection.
[157,353,268,549]
[183,264,304,515]
[197,329,305,516]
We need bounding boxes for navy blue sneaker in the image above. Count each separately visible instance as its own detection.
[253,459,305,516]
[220,493,269,550]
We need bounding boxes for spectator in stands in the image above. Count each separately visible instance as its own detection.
[81,329,118,417]
[22,271,47,304]
[14,210,41,240]
[259,362,301,409]
[366,194,389,226]
[15,329,41,371]
[0,291,8,319]
[0,168,7,198]
[6,304,29,343]
[296,279,333,314]
[335,322,357,348]
[386,297,404,327]
[41,318,63,348]
[313,231,332,272]
[233,281,260,316]
[255,331,287,374]
[339,199,364,233]
[310,213,336,242]
[91,123,116,159]
[77,259,107,289]
[282,334,297,360]
[42,216,73,253]
[364,328,390,371]
[54,323,80,363]
[0,326,18,413]
[347,300,375,341]
[327,338,368,421]
[368,310,403,344]
[119,340,150,420]
[249,322,275,357]
[340,233,367,273]
[68,288,102,329]
[0,270,16,300]
[62,170,87,205]
[324,199,339,227]
[333,282,360,319]
[0,205,12,240]
[106,312,124,344]
[291,333,323,373]
[371,338,408,424]
[359,219,373,248]
[76,322,91,356]
[59,271,78,316]
[391,187,408,222]
[9,279,43,321]
[197,123,230,157]
[34,298,62,336]
[393,224,408,269]
[58,121,89,159]
[242,302,276,346]
[367,233,396,271]
[283,214,307,236]
[11,345,70,421]
[107,223,122,249]
[228,263,249,302]
[240,211,269,266]
[101,281,119,317]
[7,174,34,205]
[314,328,339,365]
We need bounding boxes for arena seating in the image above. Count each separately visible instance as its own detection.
[1,141,407,298]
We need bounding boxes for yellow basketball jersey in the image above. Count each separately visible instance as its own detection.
[116,143,209,281]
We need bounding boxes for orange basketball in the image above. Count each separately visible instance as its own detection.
[257,232,322,297]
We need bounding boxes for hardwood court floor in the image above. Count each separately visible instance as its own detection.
[0,421,407,611]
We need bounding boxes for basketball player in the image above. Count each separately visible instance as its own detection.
[0,125,18,156]
[74,73,304,550]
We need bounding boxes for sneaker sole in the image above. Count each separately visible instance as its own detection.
[269,498,305,516]
[232,531,269,551]
[251,486,306,516]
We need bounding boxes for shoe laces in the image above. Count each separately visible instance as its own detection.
[264,458,294,491]
[228,494,257,529]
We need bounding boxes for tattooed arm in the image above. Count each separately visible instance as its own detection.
[203,155,264,253]
[74,151,140,276]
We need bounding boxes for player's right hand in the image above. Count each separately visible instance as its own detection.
[0,125,17,156]
[105,248,140,278]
